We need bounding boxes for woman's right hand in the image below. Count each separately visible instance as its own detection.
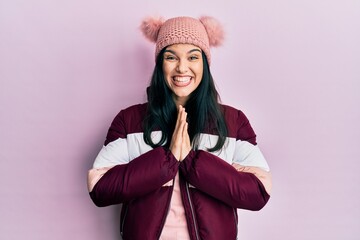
[169,105,191,161]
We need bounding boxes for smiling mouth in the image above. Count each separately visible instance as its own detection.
[172,76,192,87]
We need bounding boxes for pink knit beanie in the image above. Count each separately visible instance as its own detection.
[140,16,224,64]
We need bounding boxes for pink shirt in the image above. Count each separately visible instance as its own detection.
[160,172,190,240]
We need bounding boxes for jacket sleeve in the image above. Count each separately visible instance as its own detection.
[90,147,179,207]
[179,108,270,210]
[88,107,179,207]
[179,150,269,211]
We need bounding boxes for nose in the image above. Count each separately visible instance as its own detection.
[176,59,188,73]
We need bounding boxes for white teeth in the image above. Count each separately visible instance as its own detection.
[173,76,191,82]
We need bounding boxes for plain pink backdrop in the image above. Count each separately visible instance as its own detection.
[1,0,359,239]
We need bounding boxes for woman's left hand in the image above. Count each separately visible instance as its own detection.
[232,163,272,195]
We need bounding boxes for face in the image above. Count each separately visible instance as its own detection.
[162,43,204,106]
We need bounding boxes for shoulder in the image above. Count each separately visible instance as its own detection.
[220,104,257,144]
[108,103,147,136]
[221,104,250,128]
[118,103,148,119]
[221,104,245,117]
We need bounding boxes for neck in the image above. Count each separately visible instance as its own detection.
[173,96,188,108]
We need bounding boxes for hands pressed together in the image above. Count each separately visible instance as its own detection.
[169,105,192,161]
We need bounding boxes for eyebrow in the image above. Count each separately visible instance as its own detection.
[164,49,202,54]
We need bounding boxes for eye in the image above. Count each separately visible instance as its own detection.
[164,55,177,61]
[189,55,200,61]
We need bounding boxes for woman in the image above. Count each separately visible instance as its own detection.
[88,16,272,240]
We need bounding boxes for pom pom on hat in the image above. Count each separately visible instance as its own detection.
[140,16,165,43]
[199,16,224,47]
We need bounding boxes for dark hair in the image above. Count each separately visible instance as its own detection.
[143,48,228,152]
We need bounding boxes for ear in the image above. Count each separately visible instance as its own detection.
[199,16,224,47]
[140,16,165,43]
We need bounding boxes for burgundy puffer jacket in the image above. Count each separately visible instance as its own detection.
[88,103,270,240]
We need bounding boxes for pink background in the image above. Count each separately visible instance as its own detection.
[1,0,359,239]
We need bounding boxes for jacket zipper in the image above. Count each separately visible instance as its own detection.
[120,204,128,237]
[186,183,200,240]
[157,178,175,239]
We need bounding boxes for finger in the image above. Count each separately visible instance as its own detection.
[174,105,182,131]
[170,107,182,146]
[182,122,188,139]
[175,107,186,137]
[186,124,191,147]
[232,163,245,171]
[172,112,186,145]
[180,106,187,121]
[181,110,187,123]
[184,121,189,137]
[178,116,186,136]
[181,122,191,157]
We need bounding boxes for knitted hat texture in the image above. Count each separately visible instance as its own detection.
[140,16,224,64]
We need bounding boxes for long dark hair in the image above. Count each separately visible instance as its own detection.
[143,48,228,152]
